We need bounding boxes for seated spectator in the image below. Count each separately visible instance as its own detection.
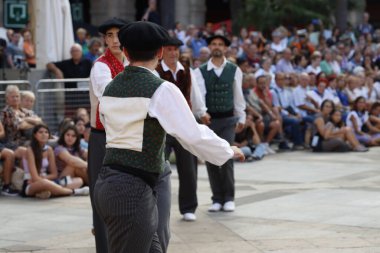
[255,57,276,88]
[1,85,41,156]
[293,54,308,73]
[22,29,36,68]
[74,117,88,150]
[275,48,294,73]
[336,74,350,108]
[369,102,380,128]
[84,37,102,63]
[234,114,266,161]
[307,78,335,109]
[346,96,380,146]
[21,124,88,198]
[311,100,367,152]
[306,51,322,75]
[294,73,318,115]
[74,107,90,124]
[251,75,282,153]
[320,48,339,77]
[344,75,361,104]
[324,110,367,152]
[272,72,304,150]
[20,90,36,110]
[54,125,88,185]
[0,121,18,196]
[46,43,92,88]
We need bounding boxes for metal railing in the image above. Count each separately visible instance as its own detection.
[35,78,90,134]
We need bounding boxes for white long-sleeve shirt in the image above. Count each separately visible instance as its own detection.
[154,60,207,119]
[89,58,129,128]
[193,57,246,124]
[100,66,234,166]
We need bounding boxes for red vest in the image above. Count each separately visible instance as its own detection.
[93,49,125,129]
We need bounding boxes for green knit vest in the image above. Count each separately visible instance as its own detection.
[102,66,166,173]
[199,62,237,113]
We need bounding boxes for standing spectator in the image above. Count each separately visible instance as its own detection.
[156,37,209,222]
[75,28,89,55]
[186,28,207,59]
[84,37,102,63]
[46,43,92,88]
[22,30,36,68]
[194,34,246,212]
[6,32,26,69]
[141,0,161,24]
[357,12,374,36]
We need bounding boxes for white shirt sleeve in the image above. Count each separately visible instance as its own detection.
[90,62,113,98]
[189,69,207,118]
[233,67,246,124]
[149,81,234,166]
[193,67,207,100]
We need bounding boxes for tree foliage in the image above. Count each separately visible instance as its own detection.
[238,0,365,32]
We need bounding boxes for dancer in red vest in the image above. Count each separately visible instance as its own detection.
[88,17,128,253]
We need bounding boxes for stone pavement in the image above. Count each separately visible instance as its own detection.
[1,147,380,253]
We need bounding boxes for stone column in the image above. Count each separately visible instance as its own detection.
[175,0,190,26]
[90,0,136,26]
[189,0,206,27]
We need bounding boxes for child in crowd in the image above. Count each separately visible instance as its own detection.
[346,96,380,146]
[54,125,88,185]
[311,100,367,152]
[21,124,88,198]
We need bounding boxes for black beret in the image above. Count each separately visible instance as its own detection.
[164,37,183,47]
[98,17,128,34]
[118,21,170,51]
[206,35,231,47]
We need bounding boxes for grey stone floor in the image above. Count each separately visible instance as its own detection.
[1,147,380,253]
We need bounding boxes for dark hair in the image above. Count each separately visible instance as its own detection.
[57,125,81,154]
[126,49,158,62]
[320,99,335,111]
[30,124,50,174]
[353,96,366,112]
[370,102,380,114]
[329,110,344,128]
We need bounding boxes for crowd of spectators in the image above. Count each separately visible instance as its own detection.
[169,13,380,160]
[1,12,380,197]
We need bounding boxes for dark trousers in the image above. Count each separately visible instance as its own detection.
[89,131,171,253]
[206,116,237,204]
[88,130,108,253]
[282,115,304,145]
[165,135,197,214]
[94,167,162,253]
[155,162,171,253]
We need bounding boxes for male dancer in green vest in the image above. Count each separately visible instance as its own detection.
[194,34,246,212]
[94,21,244,253]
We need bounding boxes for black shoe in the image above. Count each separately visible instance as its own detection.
[2,186,19,196]
[278,141,291,150]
